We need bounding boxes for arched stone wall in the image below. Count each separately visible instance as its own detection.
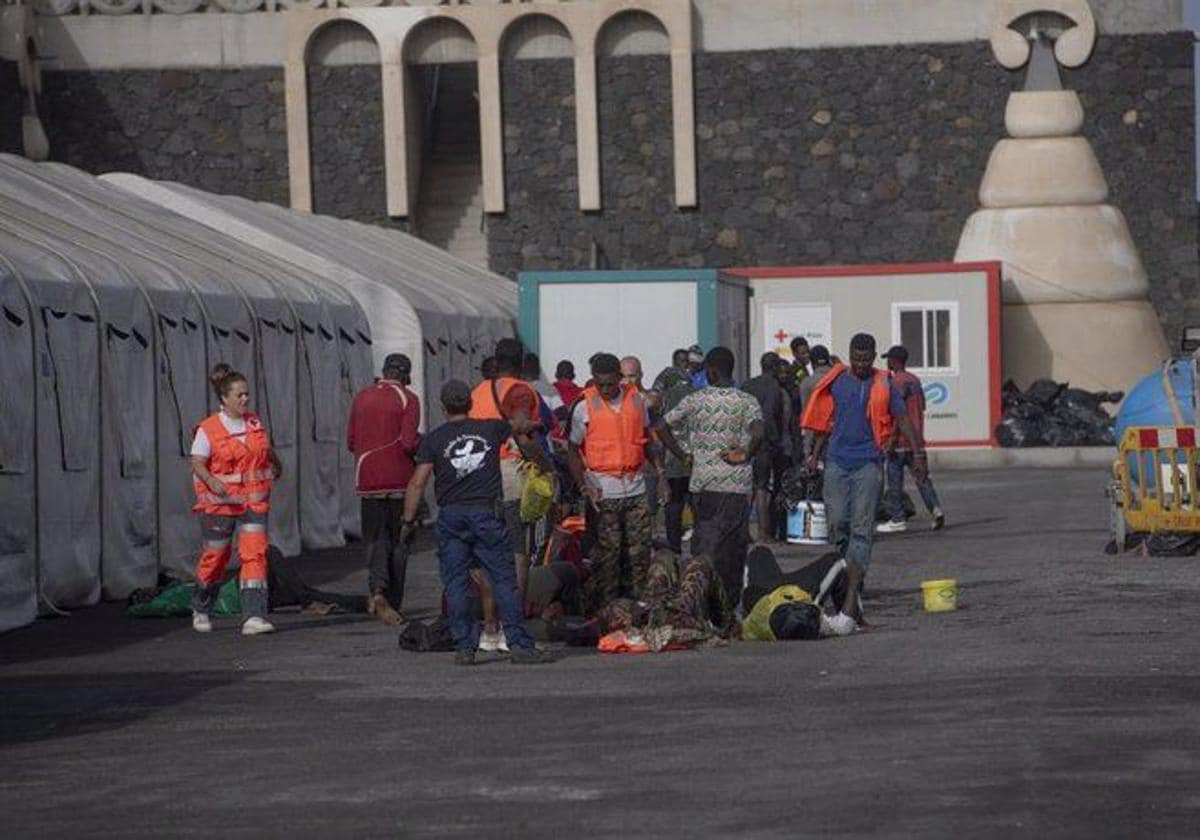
[283,0,694,218]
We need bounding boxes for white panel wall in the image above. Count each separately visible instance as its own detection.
[539,281,696,383]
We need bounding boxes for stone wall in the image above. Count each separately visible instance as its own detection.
[40,68,290,205]
[34,33,1197,343]
[307,65,407,230]
[492,34,1199,346]
[0,60,22,156]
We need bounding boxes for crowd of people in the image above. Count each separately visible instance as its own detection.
[185,330,945,659]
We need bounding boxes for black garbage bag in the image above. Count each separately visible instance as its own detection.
[1001,379,1030,410]
[1025,379,1066,409]
[996,413,1046,447]
[1108,532,1200,556]
[778,465,821,508]
[997,379,1115,447]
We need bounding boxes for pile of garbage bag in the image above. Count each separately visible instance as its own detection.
[996,379,1123,448]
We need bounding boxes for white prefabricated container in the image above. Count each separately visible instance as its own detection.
[517,269,751,383]
[727,263,1002,447]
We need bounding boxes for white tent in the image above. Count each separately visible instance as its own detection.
[100,175,517,430]
[0,157,516,632]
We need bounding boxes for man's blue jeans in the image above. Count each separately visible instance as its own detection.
[886,451,941,521]
[823,460,883,572]
[437,503,534,653]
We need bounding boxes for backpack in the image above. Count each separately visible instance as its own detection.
[397,617,455,652]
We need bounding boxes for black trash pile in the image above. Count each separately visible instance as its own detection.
[996,379,1123,447]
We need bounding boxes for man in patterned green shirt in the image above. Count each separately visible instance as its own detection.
[659,346,764,604]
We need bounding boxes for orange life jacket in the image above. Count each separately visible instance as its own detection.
[192,411,273,516]
[469,376,535,460]
[581,384,647,475]
[800,363,894,449]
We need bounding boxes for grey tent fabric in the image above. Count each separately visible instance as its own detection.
[0,258,38,632]
[99,174,518,433]
[0,155,513,631]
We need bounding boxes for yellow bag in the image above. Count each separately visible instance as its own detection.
[518,461,554,523]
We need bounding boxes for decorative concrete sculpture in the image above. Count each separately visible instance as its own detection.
[955,0,1169,392]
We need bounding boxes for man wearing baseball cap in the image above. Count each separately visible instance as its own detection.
[878,345,944,533]
[347,353,421,625]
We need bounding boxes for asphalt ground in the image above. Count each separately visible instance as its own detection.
[3,467,1200,838]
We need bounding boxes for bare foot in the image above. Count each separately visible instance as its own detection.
[368,593,403,626]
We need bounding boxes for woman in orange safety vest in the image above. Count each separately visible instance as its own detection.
[189,364,282,636]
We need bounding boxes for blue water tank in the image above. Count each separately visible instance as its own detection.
[1114,359,1197,441]
[1114,359,1196,490]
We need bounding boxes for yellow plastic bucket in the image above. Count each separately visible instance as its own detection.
[921,579,958,613]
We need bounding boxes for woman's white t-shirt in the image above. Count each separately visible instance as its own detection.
[190,413,248,459]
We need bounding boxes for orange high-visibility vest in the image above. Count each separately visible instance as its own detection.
[581,384,647,475]
[469,376,536,460]
[800,363,894,449]
[192,412,273,516]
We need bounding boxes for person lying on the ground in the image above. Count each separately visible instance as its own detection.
[595,550,737,651]
[470,513,592,650]
[741,544,851,640]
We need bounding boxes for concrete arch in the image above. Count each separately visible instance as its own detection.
[283,1,694,220]
[291,11,396,66]
[498,11,576,56]
[304,20,388,222]
[587,3,694,209]
[303,17,381,66]
[593,7,671,55]
[400,14,480,64]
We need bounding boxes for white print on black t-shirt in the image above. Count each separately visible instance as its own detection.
[444,434,491,478]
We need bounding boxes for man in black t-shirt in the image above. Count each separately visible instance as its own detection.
[402,380,556,666]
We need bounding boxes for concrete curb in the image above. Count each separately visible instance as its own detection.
[929,447,1114,470]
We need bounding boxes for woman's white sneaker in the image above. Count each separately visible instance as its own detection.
[192,612,212,633]
[241,617,276,636]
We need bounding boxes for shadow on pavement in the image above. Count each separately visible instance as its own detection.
[0,670,251,747]
[0,603,183,665]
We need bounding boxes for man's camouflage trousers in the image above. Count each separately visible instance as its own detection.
[583,494,652,614]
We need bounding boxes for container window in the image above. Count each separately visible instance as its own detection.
[891,302,958,375]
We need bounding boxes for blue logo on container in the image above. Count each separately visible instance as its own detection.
[925,382,949,405]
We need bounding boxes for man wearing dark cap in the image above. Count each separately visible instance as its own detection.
[878,345,944,533]
[347,353,421,625]
[402,380,556,665]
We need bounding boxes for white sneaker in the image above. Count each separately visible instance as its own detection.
[478,628,509,653]
[241,616,275,636]
[825,612,858,637]
[875,519,908,534]
[192,612,212,633]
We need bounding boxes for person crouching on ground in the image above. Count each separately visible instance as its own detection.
[347,353,421,626]
[190,364,282,636]
[568,352,666,613]
[402,380,556,665]
[802,333,926,636]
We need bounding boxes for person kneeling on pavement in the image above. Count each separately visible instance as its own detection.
[595,549,738,652]
[402,380,557,666]
[741,545,852,640]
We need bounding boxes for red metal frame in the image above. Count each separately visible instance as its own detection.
[723,261,1003,448]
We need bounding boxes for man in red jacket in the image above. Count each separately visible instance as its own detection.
[347,353,422,625]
